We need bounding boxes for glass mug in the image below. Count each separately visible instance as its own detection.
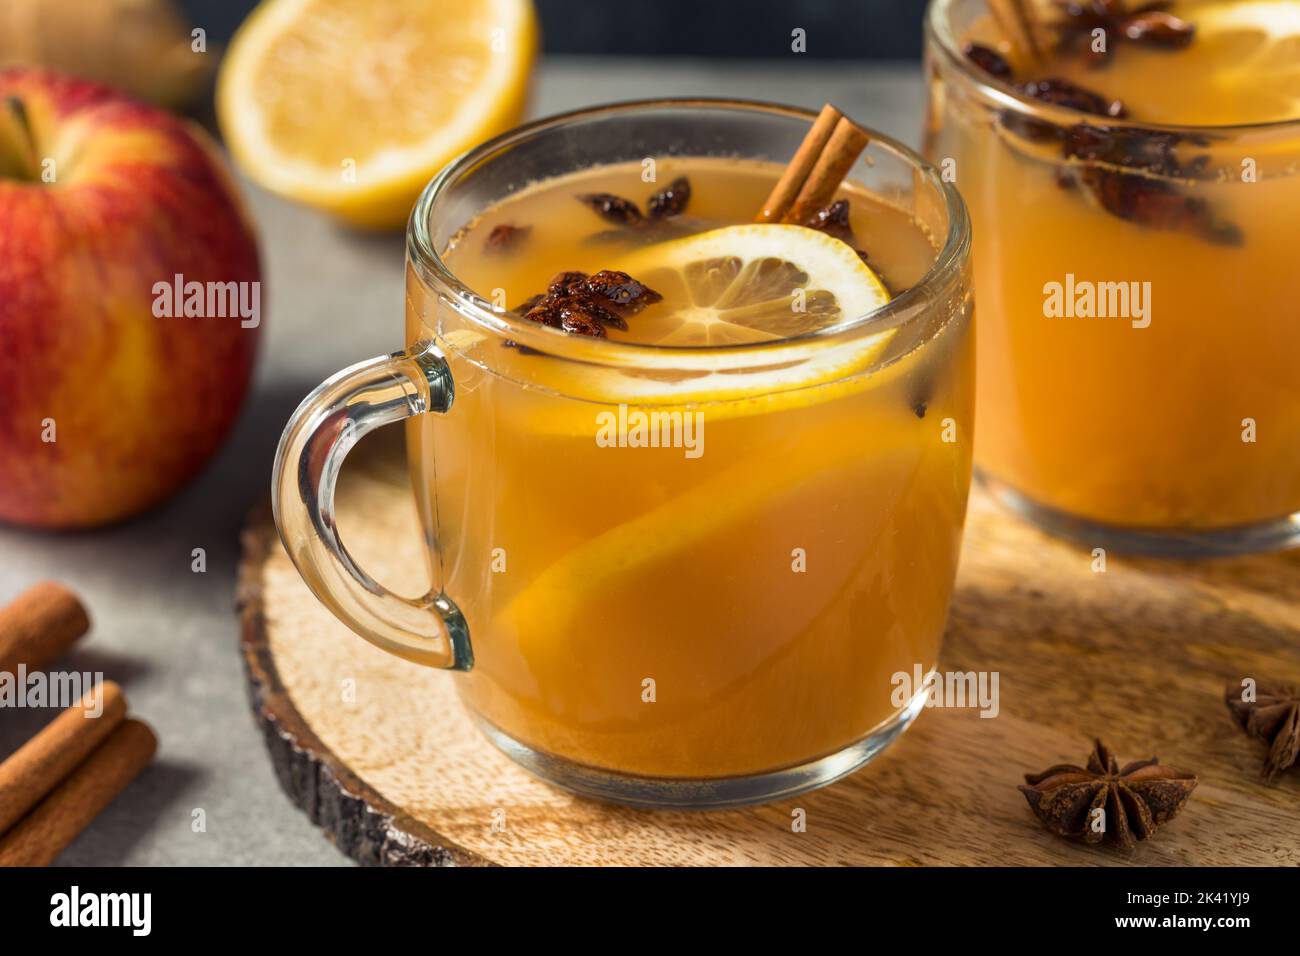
[273,100,974,808]
[924,0,1300,556]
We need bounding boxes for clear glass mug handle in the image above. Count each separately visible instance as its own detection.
[271,347,472,671]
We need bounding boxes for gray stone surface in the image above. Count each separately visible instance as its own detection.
[0,59,924,865]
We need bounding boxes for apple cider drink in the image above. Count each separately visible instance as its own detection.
[925,0,1300,551]
[407,151,974,782]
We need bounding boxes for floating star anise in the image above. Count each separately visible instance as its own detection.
[577,192,644,227]
[512,269,662,341]
[962,44,1128,134]
[802,198,854,243]
[962,42,1014,81]
[1023,77,1126,118]
[1060,124,1244,245]
[1020,739,1198,848]
[1062,123,1192,176]
[960,41,1242,246]
[646,176,691,219]
[797,198,881,276]
[576,176,693,243]
[1052,0,1196,64]
[1225,681,1300,784]
[482,223,531,256]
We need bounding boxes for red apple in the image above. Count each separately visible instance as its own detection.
[0,68,261,528]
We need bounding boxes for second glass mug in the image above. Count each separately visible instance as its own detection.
[272,100,974,808]
[924,0,1300,556]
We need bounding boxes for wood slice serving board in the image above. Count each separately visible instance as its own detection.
[237,430,1300,866]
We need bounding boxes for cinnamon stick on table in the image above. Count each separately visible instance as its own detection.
[0,581,90,676]
[0,681,127,834]
[754,103,870,226]
[0,718,157,867]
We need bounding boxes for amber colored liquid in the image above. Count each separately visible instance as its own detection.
[929,0,1300,530]
[406,157,973,778]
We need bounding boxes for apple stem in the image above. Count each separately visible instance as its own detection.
[4,96,40,181]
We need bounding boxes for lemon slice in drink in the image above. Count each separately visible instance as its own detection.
[616,224,891,346]
[1195,1,1300,120]
[217,0,536,228]
[499,409,925,641]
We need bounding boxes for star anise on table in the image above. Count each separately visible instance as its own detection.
[1225,681,1300,783]
[1052,1,1196,63]
[1019,739,1198,848]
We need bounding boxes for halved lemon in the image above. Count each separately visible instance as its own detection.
[216,0,537,228]
[615,224,892,346]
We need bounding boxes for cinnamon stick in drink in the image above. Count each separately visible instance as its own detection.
[783,116,871,224]
[0,681,127,834]
[0,581,90,676]
[0,718,156,866]
[987,0,1042,63]
[755,103,843,223]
